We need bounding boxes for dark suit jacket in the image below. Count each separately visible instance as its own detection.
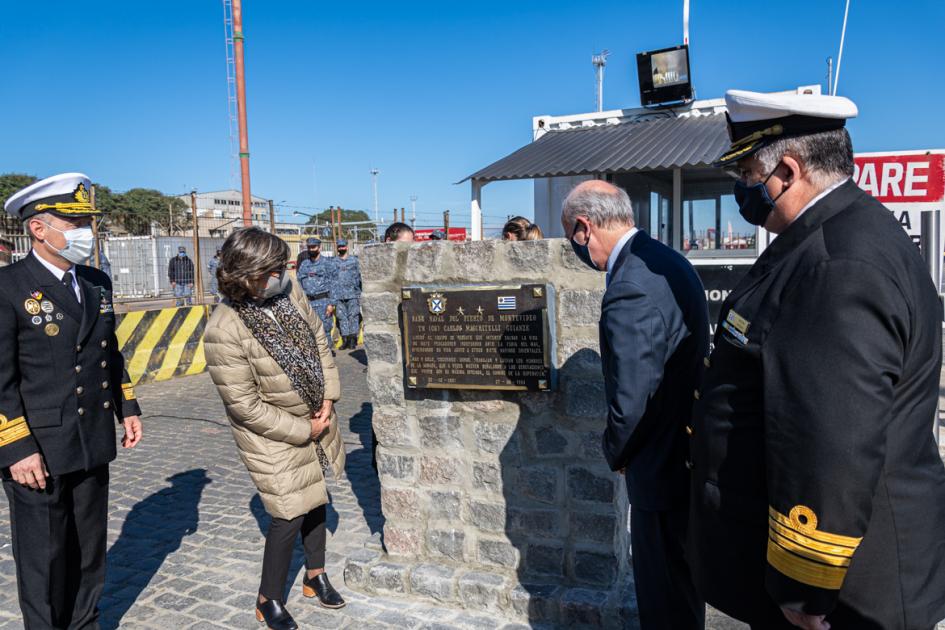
[600,230,709,511]
[0,253,141,475]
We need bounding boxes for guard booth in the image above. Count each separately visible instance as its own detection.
[465,85,945,331]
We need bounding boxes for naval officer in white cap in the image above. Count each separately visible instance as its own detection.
[0,173,143,628]
[688,90,945,629]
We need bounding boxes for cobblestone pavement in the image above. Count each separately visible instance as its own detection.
[0,352,940,629]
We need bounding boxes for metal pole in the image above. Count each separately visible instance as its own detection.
[268,199,276,234]
[400,207,405,223]
[90,185,101,269]
[833,0,851,96]
[232,0,252,224]
[826,57,833,96]
[191,191,204,304]
[370,168,379,225]
[921,210,942,291]
[920,209,942,445]
[444,210,450,239]
[410,195,417,228]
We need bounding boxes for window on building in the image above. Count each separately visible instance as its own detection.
[682,178,755,255]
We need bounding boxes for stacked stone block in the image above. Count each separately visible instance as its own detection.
[348,239,634,625]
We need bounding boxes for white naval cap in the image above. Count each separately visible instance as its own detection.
[3,172,99,221]
[715,89,858,166]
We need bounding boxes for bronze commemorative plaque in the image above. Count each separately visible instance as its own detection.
[401,284,552,391]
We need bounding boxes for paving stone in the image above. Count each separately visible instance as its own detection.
[409,563,456,603]
[0,349,783,629]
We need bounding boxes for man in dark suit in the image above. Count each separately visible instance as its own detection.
[562,180,708,629]
[0,173,143,628]
[689,90,945,629]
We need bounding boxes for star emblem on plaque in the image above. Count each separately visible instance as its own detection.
[427,292,447,315]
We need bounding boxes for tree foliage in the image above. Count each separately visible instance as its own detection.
[305,207,373,240]
[0,173,188,236]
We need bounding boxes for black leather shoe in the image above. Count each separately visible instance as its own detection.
[255,599,298,630]
[302,573,346,609]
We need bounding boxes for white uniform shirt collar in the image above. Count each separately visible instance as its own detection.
[792,177,850,224]
[32,249,81,302]
[606,227,639,276]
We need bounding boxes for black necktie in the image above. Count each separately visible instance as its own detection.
[62,271,79,302]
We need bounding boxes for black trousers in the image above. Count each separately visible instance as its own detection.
[259,505,327,601]
[630,504,705,630]
[2,465,109,630]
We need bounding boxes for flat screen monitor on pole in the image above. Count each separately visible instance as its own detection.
[636,45,693,106]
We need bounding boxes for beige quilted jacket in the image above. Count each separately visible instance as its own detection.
[204,279,345,520]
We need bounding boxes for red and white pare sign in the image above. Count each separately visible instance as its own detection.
[854,151,945,244]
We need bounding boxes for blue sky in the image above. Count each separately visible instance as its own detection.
[1,1,943,231]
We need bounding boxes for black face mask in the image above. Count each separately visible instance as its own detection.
[308,249,319,258]
[733,165,788,227]
[338,248,348,256]
[569,221,600,271]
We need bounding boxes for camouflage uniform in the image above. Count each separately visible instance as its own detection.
[297,254,337,335]
[333,250,362,340]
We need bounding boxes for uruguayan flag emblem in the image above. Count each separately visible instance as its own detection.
[497,296,517,311]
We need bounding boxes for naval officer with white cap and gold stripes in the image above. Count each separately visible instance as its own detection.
[687,90,945,629]
[0,173,143,628]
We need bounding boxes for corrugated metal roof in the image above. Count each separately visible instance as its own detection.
[463,112,729,183]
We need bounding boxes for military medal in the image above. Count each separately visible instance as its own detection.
[25,299,40,315]
[55,312,64,320]
[40,300,54,314]
[30,290,43,300]
[44,323,60,337]
[31,316,42,325]
[44,314,52,322]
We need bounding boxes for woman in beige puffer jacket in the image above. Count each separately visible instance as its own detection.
[204,227,346,630]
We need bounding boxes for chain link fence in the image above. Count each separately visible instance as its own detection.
[0,216,377,304]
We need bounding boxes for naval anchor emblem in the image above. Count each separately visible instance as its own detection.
[426,292,446,315]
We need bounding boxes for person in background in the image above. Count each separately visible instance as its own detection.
[297,237,337,343]
[523,223,543,240]
[502,217,542,241]
[384,222,415,242]
[689,89,945,630]
[168,245,195,306]
[207,248,222,303]
[428,229,446,240]
[332,238,361,350]
[0,173,143,628]
[205,227,346,630]
[562,180,707,630]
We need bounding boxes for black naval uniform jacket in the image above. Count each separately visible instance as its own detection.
[689,180,945,628]
[0,253,142,476]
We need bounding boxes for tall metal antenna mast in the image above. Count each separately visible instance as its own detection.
[370,168,380,225]
[409,195,417,228]
[222,0,239,188]
[592,50,610,112]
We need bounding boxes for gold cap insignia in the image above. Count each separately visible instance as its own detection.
[74,183,90,204]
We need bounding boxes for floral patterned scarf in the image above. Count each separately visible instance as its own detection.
[233,292,330,470]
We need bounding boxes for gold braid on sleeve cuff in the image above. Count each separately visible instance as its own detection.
[767,505,862,590]
[121,383,137,401]
[0,415,30,447]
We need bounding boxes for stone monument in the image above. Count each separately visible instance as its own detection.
[345,239,636,627]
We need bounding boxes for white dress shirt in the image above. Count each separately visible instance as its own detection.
[605,227,639,286]
[791,177,851,224]
[32,250,82,303]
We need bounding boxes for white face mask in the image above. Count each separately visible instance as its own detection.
[259,270,291,300]
[45,224,95,265]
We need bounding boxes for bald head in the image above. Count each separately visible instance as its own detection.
[561,180,634,232]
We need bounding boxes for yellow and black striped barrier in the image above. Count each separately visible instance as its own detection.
[116,306,212,386]
[115,306,364,386]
